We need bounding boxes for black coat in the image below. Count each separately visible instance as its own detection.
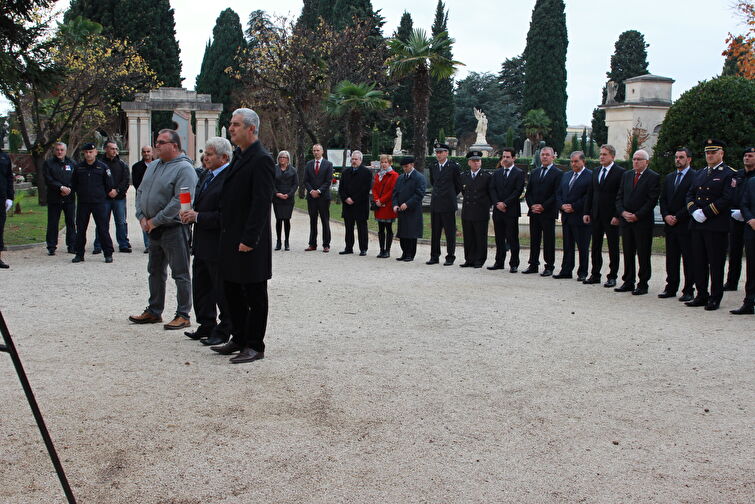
[428,158,462,212]
[100,154,130,200]
[132,160,149,190]
[273,165,298,220]
[616,169,660,228]
[218,141,275,284]
[303,158,333,200]
[584,163,624,223]
[0,152,13,202]
[460,170,492,221]
[489,165,524,220]
[42,156,76,204]
[685,163,736,233]
[339,164,373,221]
[556,168,593,226]
[525,164,563,217]
[191,168,228,261]
[71,160,114,204]
[659,168,697,235]
[392,169,426,239]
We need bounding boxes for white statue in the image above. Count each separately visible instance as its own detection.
[393,127,402,154]
[473,108,488,145]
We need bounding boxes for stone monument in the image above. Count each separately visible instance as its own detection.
[469,107,494,157]
[393,127,403,155]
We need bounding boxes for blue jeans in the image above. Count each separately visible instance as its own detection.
[94,198,130,250]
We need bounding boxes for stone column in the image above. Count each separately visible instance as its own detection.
[125,109,151,166]
[194,114,206,166]
[127,114,139,167]
[195,111,221,164]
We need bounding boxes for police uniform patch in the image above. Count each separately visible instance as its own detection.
[732,178,737,187]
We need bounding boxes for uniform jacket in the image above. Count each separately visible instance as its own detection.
[303,157,333,200]
[428,158,462,212]
[584,162,624,222]
[685,163,735,233]
[556,168,593,225]
[659,168,697,234]
[191,168,228,261]
[71,159,114,204]
[392,169,426,239]
[100,154,130,200]
[525,165,563,217]
[616,168,660,227]
[42,155,76,204]
[0,152,13,202]
[339,164,373,220]
[460,169,492,221]
[489,165,524,220]
[218,141,275,284]
[372,169,398,220]
[740,176,755,225]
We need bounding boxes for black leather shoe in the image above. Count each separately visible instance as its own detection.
[521,267,538,274]
[339,249,353,255]
[685,297,709,307]
[730,304,754,315]
[229,347,264,364]
[396,256,407,261]
[553,273,572,279]
[443,259,454,266]
[0,260,8,269]
[359,251,367,256]
[72,256,84,263]
[274,241,282,251]
[119,248,132,253]
[426,258,439,265]
[678,293,694,302]
[722,283,737,291]
[47,249,55,256]
[540,269,553,277]
[509,266,518,273]
[92,249,102,255]
[704,300,720,311]
[202,335,229,346]
[583,276,600,284]
[614,283,635,292]
[105,256,113,263]
[211,341,243,355]
[473,263,483,269]
[184,330,206,340]
[487,263,504,270]
[632,287,648,295]
[657,291,676,298]
[459,262,473,268]
[402,257,414,262]
[604,279,617,288]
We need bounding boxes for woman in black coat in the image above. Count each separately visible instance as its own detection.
[272,150,298,251]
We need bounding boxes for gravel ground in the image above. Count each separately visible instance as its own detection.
[0,202,752,504]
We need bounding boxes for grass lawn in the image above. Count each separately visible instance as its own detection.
[4,196,50,247]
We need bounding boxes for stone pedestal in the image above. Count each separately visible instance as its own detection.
[469,144,495,157]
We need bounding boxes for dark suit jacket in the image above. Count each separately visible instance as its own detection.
[460,170,492,221]
[303,158,333,200]
[392,169,426,239]
[525,164,563,218]
[659,168,697,234]
[556,168,593,225]
[192,168,228,261]
[616,168,660,227]
[218,141,275,284]
[741,176,755,224]
[428,159,462,212]
[489,165,524,220]
[0,152,14,202]
[685,164,735,233]
[585,163,624,222]
[339,164,373,220]
[42,156,76,204]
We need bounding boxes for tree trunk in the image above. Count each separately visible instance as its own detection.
[412,65,431,172]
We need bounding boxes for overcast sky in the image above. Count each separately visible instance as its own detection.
[2,0,745,127]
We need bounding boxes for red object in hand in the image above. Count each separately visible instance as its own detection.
[179,186,191,211]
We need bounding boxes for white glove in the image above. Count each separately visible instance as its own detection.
[692,209,707,223]
[4,199,11,212]
[731,209,744,222]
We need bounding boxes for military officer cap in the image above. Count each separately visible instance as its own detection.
[466,150,483,160]
[744,146,755,154]
[82,142,97,150]
[703,138,726,152]
[400,156,415,165]
[434,143,450,152]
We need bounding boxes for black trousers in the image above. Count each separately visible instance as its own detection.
[192,257,232,338]
[590,218,621,279]
[430,210,456,261]
[224,280,268,353]
[528,213,556,269]
[307,197,331,247]
[492,212,519,267]
[74,202,114,256]
[691,229,728,302]
[561,220,591,277]
[743,229,754,306]
[399,238,417,259]
[275,218,291,242]
[46,200,76,251]
[378,221,393,252]
[621,223,652,288]
[726,220,745,286]
[664,229,695,295]
[344,215,368,252]
[462,218,488,266]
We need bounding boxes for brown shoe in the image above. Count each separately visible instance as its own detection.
[211,341,244,355]
[163,316,190,330]
[229,347,264,364]
[128,311,162,324]
[304,246,317,251]
[322,247,330,253]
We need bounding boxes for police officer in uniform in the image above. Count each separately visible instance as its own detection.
[71,143,116,263]
[459,150,492,268]
[684,139,736,310]
[731,168,755,315]
[427,142,462,265]
[723,146,755,290]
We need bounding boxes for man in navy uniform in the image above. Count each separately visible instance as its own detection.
[685,139,736,311]
[426,142,461,265]
[554,151,592,280]
[392,156,426,262]
[488,147,525,272]
[731,166,755,315]
[459,150,492,268]
[724,146,755,290]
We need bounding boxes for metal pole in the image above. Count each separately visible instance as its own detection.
[0,310,77,504]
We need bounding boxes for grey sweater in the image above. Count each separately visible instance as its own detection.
[135,154,198,227]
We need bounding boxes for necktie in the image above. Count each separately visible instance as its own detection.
[674,171,683,190]
[472,171,476,179]
[568,172,577,190]
[540,167,548,181]
[707,166,712,176]
[599,167,607,184]
[503,168,509,179]
[633,171,640,187]
[199,172,214,195]
[315,159,320,176]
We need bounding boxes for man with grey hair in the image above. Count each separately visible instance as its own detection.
[180,137,233,346]
[338,150,372,255]
[523,146,563,276]
[42,141,76,255]
[615,149,660,295]
[554,151,592,280]
[129,129,198,330]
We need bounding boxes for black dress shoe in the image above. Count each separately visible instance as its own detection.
[72,256,84,263]
[722,283,737,291]
[339,249,353,255]
[632,287,648,295]
[184,330,206,340]
[704,300,720,311]
[657,291,676,298]
[396,256,407,261]
[229,347,264,364]
[614,283,635,292]
[509,266,518,273]
[540,269,553,277]
[105,256,113,263]
[604,279,617,288]
[730,304,754,315]
[487,263,504,270]
[0,260,8,269]
[359,251,367,256]
[583,276,600,284]
[521,267,538,274]
[443,259,454,266]
[552,273,572,279]
[202,335,229,346]
[402,257,414,262]
[685,297,709,307]
[459,262,473,268]
[426,258,439,265]
[473,263,483,268]
[678,293,694,302]
[211,341,243,355]
[47,249,55,256]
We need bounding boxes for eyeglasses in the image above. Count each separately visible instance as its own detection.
[155,140,175,146]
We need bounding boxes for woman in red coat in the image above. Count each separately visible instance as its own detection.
[372,154,399,258]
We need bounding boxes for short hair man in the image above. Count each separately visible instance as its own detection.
[180,137,234,346]
[303,144,333,252]
[392,156,427,262]
[488,148,524,272]
[427,142,462,265]
[93,140,131,254]
[731,157,755,315]
[42,142,76,255]
[210,108,275,364]
[724,146,755,290]
[338,150,373,256]
[131,145,154,253]
[684,139,736,311]
[459,150,492,268]
[658,147,697,301]
[129,129,198,329]
[554,151,592,280]
[615,149,660,295]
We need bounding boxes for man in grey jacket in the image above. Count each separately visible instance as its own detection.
[129,129,198,330]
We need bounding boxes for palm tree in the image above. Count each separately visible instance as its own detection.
[388,28,463,171]
[524,108,552,145]
[324,80,390,151]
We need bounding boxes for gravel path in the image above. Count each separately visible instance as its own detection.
[0,202,752,503]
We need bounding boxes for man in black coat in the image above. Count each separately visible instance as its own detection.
[658,147,697,301]
[427,143,462,266]
[583,144,624,287]
[338,150,373,256]
[303,144,333,252]
[42,142,76,255]
[684,139,736,311]
[488,148,524,272]
[0,147,13,268]
[180,137,234,346]
[724,146,755,290]
[523,146,563,276]
[94,140,131,253]
[731,174,755,315]
[392,156,426,262]
[211,108,274,364]
[554,151,592,280]
[459,150,492,268]
[615,149,660,296]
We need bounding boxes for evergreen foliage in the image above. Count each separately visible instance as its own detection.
[454,72,519,150]
[580,128,588,152]
[391,12,414,150]
[428,1,455,146]
[591,108,607,145]
[499,54,525,120]
[607,30,649,102]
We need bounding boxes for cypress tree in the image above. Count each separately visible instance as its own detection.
[428,0,455,145]
[392,12,414,149]
[195,8,246,130]
[580,128,587,152]
[607,30,649,102]
[522,0,568,154]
